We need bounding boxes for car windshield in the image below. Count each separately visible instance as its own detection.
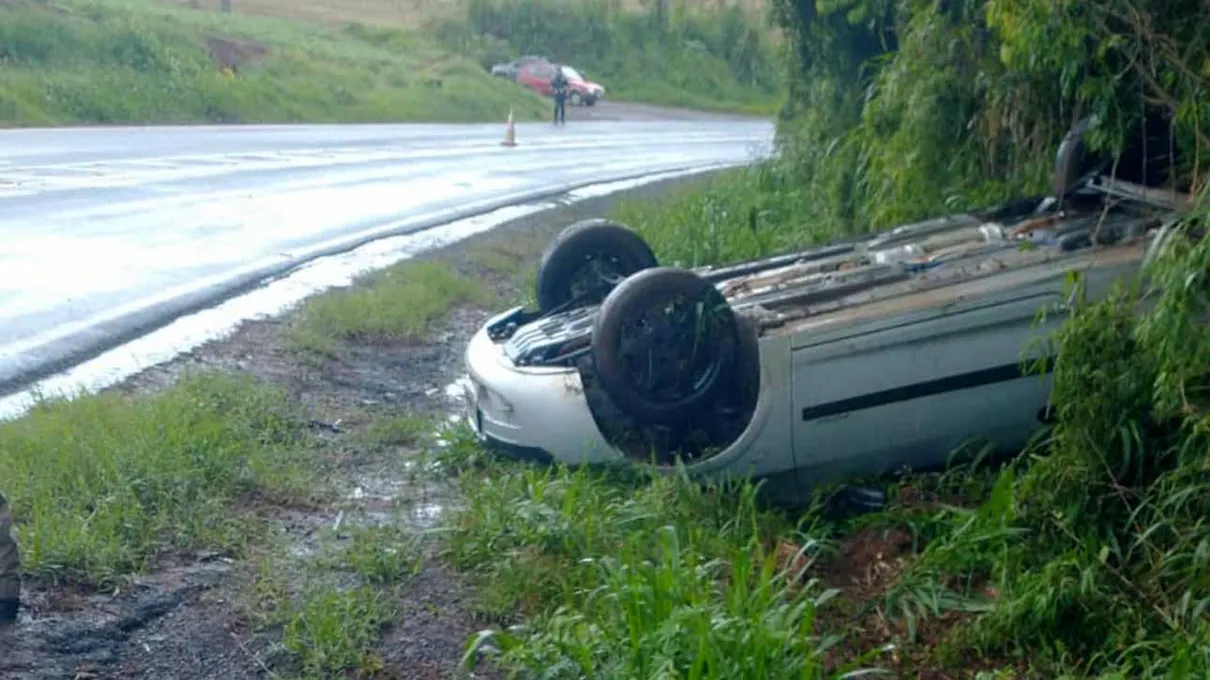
[561,66,584,81]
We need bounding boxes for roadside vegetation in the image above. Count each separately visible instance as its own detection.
[0,0,779,126]
[0,373,317,587]
[437,0,783,114]
[0,0,549,125]
[289,260,493,355]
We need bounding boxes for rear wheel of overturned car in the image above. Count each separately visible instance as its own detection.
[535,219,659,312]
[591,267,741,424]
[1053,116,1104,199]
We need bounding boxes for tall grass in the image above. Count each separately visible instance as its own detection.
[289,260,494,354]
[854,192,1210,677]
[439,431,872,678]
[0,372,315,587]
[0,0,548,125]
[610,162,829,267]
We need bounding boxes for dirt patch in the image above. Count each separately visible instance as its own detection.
[204,36,268,73]
[0,174,711,680]
[801,523,1022,679]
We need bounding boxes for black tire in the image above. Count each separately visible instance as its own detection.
[1053,116,1103,198]
[535,219,659,312]
[591,267,741,424]
[586,97,597,107]
[570,92,583,106]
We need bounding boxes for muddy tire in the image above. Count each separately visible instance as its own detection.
[535,219,659,312]
[591,267,741,424]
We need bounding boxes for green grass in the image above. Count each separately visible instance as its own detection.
[242,520,424,678]
[439,429,865,678]
[249,550,395,680]
[610,163,826,267]
[360,414,435,450]
[0,372,316,587]
[329,523,424,585]
[0,0,783,126]
[0,0,549,126]
[282,584,392,678]
[290,260,494,354]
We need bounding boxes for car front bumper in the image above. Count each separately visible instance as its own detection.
[461,319,624,466]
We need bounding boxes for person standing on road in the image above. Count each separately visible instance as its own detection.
[550,65,569,125]
[0,492,20,633]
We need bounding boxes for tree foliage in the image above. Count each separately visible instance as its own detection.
[769,0,1210,231]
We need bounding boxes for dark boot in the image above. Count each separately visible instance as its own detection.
[0,494,20,629]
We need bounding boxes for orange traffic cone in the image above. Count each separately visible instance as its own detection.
[501,108,518,147]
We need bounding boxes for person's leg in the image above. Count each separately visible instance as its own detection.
[553,97,560,124]
[0,493,19,630]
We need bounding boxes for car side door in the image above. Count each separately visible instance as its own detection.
[788,285,1069,487]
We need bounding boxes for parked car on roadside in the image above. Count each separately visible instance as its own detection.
[490,55,551,81]
[459,122,1193,505]
[515,62,605,106]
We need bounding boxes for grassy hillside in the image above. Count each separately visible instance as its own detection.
[0,0,550,126]
[160,0,773,28]
[0,0,781,126]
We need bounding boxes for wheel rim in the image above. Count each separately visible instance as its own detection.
[566,252,637,300]
[613,293,730,407]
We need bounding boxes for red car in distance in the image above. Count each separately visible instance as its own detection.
[516,62,605,107]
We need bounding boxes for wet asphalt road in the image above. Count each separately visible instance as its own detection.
[0,117,774,395]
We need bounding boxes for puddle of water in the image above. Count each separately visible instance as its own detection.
[0,166,729,421]
[409,502,445,530]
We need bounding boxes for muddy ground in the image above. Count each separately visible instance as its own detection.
[0,175,712,680]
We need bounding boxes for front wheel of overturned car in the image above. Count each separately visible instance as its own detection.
[591,267,741,424]
[535,219,659,312]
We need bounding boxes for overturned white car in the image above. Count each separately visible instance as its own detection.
[461,134,1191,503]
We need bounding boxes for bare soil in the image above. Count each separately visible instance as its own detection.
[0,175,708,680]
[204,36,269,73]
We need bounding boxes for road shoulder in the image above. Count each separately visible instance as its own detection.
[0,173,713,680]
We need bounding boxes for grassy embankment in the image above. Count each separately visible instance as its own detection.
[0,0,779,126]
[164,0,785,115]
[0,0,549,125]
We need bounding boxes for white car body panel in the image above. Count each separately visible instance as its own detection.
[465,324,623,465]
